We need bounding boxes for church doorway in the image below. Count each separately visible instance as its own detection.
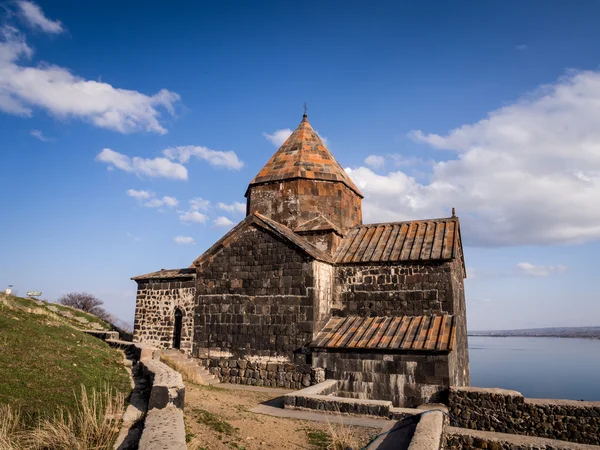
[173,308,183,349]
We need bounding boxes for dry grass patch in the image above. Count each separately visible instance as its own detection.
[0,386,124,450]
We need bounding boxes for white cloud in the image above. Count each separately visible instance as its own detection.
[364,155,385,169]
[96,148,187,180]
[17,1,64,34]
[179,210,208,224]
[30,129,50,141]
[163,146,243,170]
[174,236,195,245]
[516,262,567,277]
[126,189,178,208]
[213,216,234,228]
[145,196,178,208]
[190,197,211,211]
[217,201,246,215]
[0,26,179,134]
[126,189,152,200]
[263,129,292,147]
[347,70,600,246]
[126,231,141,242]
[516,44,528,51]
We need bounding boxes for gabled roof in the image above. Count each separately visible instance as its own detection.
[294,215,343,236]
[334,216,465,274]
[246,115,363,198]
[191,212,333,268]
[132,268,196,281]
[310,315,456,352]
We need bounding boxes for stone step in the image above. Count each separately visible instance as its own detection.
[160,350,220,385]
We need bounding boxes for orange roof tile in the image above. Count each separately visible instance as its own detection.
[247,115,363,197]
[334,217,464,267]
[310,315,456,351]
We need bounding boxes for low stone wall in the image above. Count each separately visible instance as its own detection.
[197,358,325,389]
[141,359,185,410]
[83,330,120,341]
[283,380,420,420]
[443,427,600,449]
[138,406,187,450]
[448,386,600,446]
[84,331,187,449]
[408,410,444,450]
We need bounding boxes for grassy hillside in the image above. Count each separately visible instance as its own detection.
[0,294,130,420]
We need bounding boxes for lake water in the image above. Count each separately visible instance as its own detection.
[468,336,600,401]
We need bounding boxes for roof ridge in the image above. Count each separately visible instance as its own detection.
[354,216,458,229]
[249,213,334,263]
[294,214,344,235]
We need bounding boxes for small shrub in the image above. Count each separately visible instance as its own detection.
[307,430,331,449]
[193,408,236,435]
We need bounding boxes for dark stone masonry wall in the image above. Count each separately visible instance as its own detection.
[443,431,592,450]
[314,351,450,407]
[333,259,470,387]
[196,358,325,389]
[448,387,600,446]
[247,179,362,236]
[194,225,320,360]
[447,257,470,386]
[333,261,457,316]
[133,277,196,353]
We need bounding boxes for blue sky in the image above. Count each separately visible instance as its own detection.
[2,1,600,330]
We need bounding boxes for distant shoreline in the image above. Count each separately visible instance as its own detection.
[469,333,600,340]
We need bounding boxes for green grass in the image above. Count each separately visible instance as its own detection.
[9,294,112,331]
[192,408,238,435]
[0,295,130,420]
[306,430,332,449]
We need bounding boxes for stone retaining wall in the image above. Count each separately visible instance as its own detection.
[141,359,185,410]
[443,427,600,449]
[84,331,187,449]
[197,357,325,389]
[283,380,420,420]
[138,406,186,450]
[448,386,600,446]
[408,410,444,450]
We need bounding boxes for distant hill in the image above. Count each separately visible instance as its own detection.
[469,326,600,339]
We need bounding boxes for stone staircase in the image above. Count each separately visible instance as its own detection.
[161,349,220,385]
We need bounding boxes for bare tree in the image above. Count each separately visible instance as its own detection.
[58,292,112,321]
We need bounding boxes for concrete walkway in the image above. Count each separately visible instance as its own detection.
[250,402,391,428]
[219,381,415,449]
[216,382,293,395]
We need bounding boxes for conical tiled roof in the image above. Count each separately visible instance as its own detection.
[247,115,363,197]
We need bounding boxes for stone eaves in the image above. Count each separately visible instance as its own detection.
[132,268,196,281]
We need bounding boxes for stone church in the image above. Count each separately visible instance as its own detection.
[132,113,470,406]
